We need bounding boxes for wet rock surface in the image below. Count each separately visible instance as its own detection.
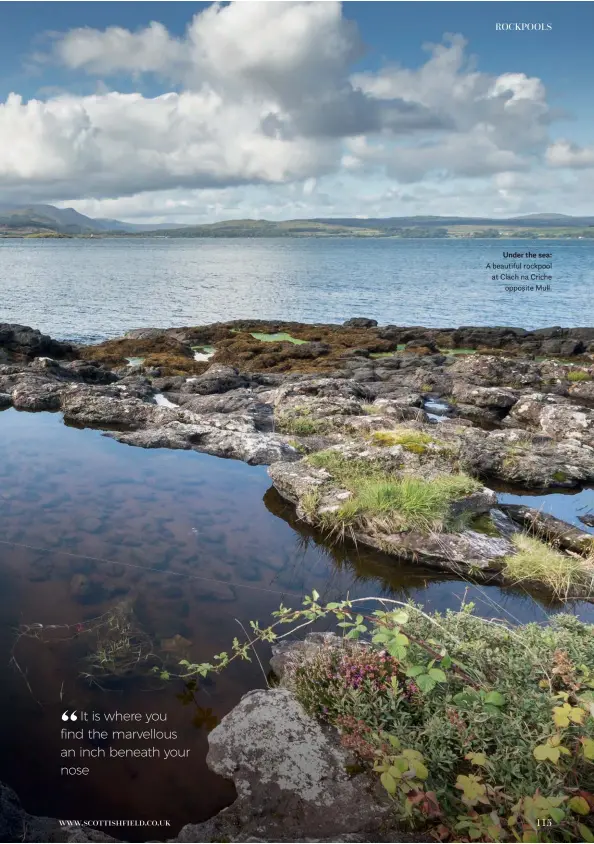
[2,320,594,578]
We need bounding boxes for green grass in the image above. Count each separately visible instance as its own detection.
[371,429,437,454]
[251,332,307,345]
[362,404,385,415]
[567,369,592,382]
[276,411,330,436]
[307,449,480,534]
[503,534,594,599]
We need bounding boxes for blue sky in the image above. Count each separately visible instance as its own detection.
[0,2,593,223]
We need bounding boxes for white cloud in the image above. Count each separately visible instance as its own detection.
[0,3,591,218]
[546,139,594,169]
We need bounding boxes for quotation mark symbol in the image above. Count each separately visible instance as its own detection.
[62,710,78,721]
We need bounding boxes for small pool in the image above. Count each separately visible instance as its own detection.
[0,408,591,837]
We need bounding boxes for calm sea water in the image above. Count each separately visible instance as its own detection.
[1,238,593,836]
[0,238,592,343]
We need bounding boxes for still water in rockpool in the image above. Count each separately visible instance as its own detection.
[0,408,592,838]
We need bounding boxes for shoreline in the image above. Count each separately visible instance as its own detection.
[1,317,593,597]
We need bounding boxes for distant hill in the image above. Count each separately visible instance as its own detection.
[136,214,594,238]
[0,204,185,235]
[0,204,593,238]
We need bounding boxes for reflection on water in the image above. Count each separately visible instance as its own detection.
[0,408,592,839]
[498,486,594,533]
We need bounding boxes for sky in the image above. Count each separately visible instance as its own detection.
[0,1,593,224]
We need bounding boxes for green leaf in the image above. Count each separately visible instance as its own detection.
[389,610,409,625]
[380,771,397,795]
[391,757,409,774]
[441,655,452,669]
[453,690,478,708]
[405,664,425,678]
[465,752,487,767]
[583,737,594,760]
[412,761,429,780]
[417,674,437,694]
[549,807,565,823]
[484,691,505,707]
[533,743,561,763]
[311,589,319,602]
[428,667,446,682]
[579,824,594,842]
[568,796,590,816]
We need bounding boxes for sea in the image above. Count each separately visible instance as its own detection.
[0,237,592,837]
[0,237,592,342]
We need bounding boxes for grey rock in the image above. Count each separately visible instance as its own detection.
[0,780,116,842]
[452,383,519,410]
[203,688,391,840]
[182,365,248,395]
[342,318,378,328]
[12,379,63,411]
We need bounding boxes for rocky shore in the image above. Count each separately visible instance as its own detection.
[1,319,594,591]
[1,319,594,841]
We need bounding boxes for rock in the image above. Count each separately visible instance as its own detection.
[109,422,300,466]
[183,365,248,395]
[0,392,11,409]
[451,383,519,410]
[160,634,192,655]
[459,427,594,488]
[12,380,63,411]
[541,338,584,356]
[500,505,594,555]
[60,387,177,430]
[0,780,116,842]
[269,457,508,575]
[270,633,343,683]
[0,323,74,362]
[579,513,594,527]
[509,395,594,447]
[342,318,378,328]
[568,380,594,402]
[204,688,392,840]
[62,360,118,385]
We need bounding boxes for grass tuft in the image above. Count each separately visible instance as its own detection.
[567,369,592,382]
[307,449,480,534]
[503,534,594,600]
[371,429,436,453]
[276,410,330,436]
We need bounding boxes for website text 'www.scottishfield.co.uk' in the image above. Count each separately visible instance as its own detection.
[58,820,171,828]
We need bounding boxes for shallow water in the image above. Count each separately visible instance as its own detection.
[0,408,592,838]
[498,486,594,532]
[0,238,592,342]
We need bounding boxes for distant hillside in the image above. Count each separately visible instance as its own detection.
[1,205,593,238]
[0,204,183,236]
[136,214,594,238]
